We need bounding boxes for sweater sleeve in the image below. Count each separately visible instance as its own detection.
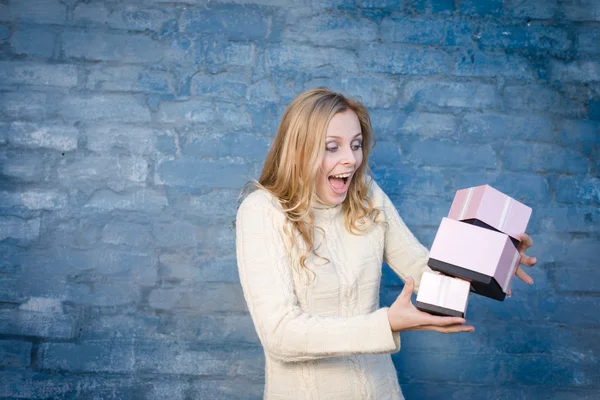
[236,191,400,363]
[371,181,432,292]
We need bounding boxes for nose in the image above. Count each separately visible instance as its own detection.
[340,146,357,167]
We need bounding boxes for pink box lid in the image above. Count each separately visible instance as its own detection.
[448,184,532,241]
[416,271,470,316]
[429,218,520,295]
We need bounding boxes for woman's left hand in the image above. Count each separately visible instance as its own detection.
[507,232,537,297]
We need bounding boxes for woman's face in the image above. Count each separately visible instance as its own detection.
[315,109,363,205]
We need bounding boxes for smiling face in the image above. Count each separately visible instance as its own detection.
[315,109,364,205]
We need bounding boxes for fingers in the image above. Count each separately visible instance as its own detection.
[515,266,533,284]
[415,324,475,333]
[520,253,537,267]
[399,277,414,300]
[421,313,466,327]
[517,233,533,253]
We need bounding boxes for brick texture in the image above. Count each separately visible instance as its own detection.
[0,0,598,399]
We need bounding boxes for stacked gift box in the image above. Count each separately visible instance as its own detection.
[416,184,532,318]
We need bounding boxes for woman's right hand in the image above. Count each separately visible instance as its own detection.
[387,277,475,333]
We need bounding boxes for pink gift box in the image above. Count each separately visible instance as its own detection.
[428,217,521,301]
[448,184,532,244]
[416,271,470,318]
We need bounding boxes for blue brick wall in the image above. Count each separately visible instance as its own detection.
[0,0,598,399]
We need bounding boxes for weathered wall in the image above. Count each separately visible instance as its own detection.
[0,0,599,398]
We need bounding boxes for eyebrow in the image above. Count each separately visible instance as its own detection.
[326,133,363,139]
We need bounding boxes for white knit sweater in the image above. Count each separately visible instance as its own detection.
[236,179,431,400]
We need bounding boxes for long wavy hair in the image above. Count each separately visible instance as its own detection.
[242,87,381,267]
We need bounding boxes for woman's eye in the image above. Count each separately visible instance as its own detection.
[326,144,338,152]
[351,142,363,151]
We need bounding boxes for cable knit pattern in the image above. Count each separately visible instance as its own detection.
[236,179,431,400]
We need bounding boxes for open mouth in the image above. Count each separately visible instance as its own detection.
[328,172,353,194]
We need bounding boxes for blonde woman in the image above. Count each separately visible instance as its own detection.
[235,88,535,399]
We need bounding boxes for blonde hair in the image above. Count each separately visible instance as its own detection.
[243,87,381,267]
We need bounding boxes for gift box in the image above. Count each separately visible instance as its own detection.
[448,184,532,246]
[416,271,470,318]
[427,217,521,301]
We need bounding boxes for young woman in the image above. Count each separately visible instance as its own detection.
[235,88,535,399]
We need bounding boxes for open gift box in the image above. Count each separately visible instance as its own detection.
[448,184,532,247]
[427,217,521,301]
[416,271,470,318]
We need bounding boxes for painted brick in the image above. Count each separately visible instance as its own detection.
[168,189,240,220]
[477,24,572,52]
[361,44,450,75]
[399,112,459,139]
[503,142,588,174]
[247,79,279,103]
[39,340,135,373]
[390,196,450,227]
[8,122,78,151]
[381,17,445,45]
[266,45,359,73]
[58,94,151,122]
[550,60,600,83]
[9,0,67,24]
[158,99,252,129]
[360,0,404,9]
[152,220,201,248]
[380,167,452,197]
[0,310,75,339]
[0,216,40,241]
[190,72,249,99]
[135,341,264,377]
[0,92,48,120]
[147,284,247,313]
[557,268,600,293]
[196,40,255,68]
[503,0,560,19]
[304,75,399,108]
[403,80,499,109]
[57,155,148,193]
[182,133,270,161]
[0,0,598,396]
[0,340,32,368]
[2,154,45,182]
[85,189,168,213]
[561,0,600,21]
[190,379,264,400]
[284,14,378,47]
[503,84,585,118]
[445,20,476,47]
[10,25,57,58]
[86,65,172,93]
[460,0,502,16]
[0,190,67,211]
[0,371,77,398]
[556,176,600,205]
[85,125,169,156]
[533,205,599,234]
[181,6,269,40]
[560,120,600,144]
[157,158,249,190]
[403,138,498,168]
[72,3,173,32]
[102,221,152,247]
[454,51,535,79]
[67,281,141,306]
[0,24,9,40]
[462,113,554,141]
[578,28,600,55]
[63,30,164,63]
